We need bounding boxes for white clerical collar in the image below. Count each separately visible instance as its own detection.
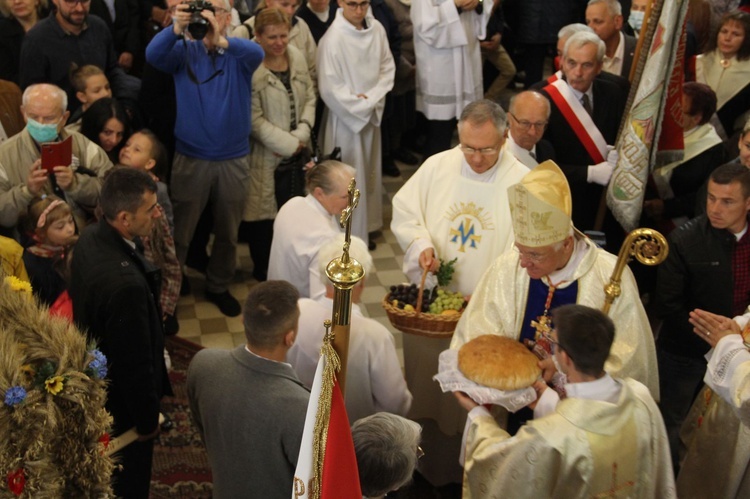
[565,373,621,404]
[460,150,503,182]
[507,131,538,168]
[309,2,330,22]
[546,235,589,284]
[603,31,625,75]
[245,345,293,367]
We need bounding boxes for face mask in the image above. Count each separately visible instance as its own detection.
[26,117,60,143]
[629,10,644,31]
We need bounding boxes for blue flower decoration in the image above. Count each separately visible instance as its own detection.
[88,349,108,379]
[4,386,27,407]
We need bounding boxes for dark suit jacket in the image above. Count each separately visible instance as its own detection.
[535,138,556,163]
[530,71,629,102]
[621,33,637,80]
[540,78,625,231]
[70,219,171,436]
[89,0,141,56]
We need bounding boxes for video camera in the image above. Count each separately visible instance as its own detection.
[184,0,215,40]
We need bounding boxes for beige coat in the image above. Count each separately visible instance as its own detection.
[244,44,316,221]
[0,128,113,230]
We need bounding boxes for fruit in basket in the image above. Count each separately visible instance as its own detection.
[428,289,465,314]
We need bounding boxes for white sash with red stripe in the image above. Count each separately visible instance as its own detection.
[545,70,562,85]
[544,79,608,164]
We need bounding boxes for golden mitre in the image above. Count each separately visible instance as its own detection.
[507,160,573,248]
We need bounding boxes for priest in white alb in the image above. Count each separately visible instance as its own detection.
[452,161,659,400]
[412,0,492,156]
[390,98,528,487]
[316,0,395,243]
[454,304,675,499]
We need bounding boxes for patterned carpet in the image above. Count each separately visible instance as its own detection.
[150,336,212,498]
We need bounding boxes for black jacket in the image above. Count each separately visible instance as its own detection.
[90,0,141,56]
[655,215,738,359]
[70,218,171,435]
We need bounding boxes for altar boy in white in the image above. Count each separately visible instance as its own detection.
[316,0,395,242]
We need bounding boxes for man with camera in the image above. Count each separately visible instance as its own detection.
[146,0,263,316]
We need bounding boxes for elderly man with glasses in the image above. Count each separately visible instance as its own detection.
[18,0,140,113]
[452,160,658,400]
[390,98,528,487]
[505,90,556,168]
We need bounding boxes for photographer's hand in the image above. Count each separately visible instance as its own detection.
[172,4,191,35]
[203,9,228,50]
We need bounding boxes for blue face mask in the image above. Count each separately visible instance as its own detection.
[26,117,60,143]
[629,10,645,31]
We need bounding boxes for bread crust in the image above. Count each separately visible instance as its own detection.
[458,335,541,391]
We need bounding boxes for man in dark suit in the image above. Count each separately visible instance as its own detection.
[89,0,140,72]
[586,0,636,79]
[70,168,171,498]
[505,90,556,168]
[540,31,626,235]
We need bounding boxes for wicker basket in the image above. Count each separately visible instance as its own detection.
[382,268,461,338]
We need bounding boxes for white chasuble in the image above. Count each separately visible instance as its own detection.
[452,235,660,400]
[678,335,750,498]
[317,9,395,240]
[391,146,528,295]
[463,379,675,498]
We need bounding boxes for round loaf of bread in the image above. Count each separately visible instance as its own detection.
[458,335,541,391]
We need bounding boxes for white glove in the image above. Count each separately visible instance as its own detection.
[606,146,619,166]
[587,161,614,185]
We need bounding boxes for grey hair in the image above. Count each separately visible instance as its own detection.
[743,116,750,136]
[587,0,622,16]
[563,31,606,62]
[352,413,422,497]
[305,159,356,195]
[558,23,594,41]
[318,235,373,287]
[509,91,551,120]
[22,83,68,113]
[457,99,507,136]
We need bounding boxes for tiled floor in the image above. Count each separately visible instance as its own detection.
[174,160,421,367]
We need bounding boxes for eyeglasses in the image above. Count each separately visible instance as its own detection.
[516,248,551,263]
[61,0,92,5]
[510,112,548,131]
[459,144,501,156]
[344,1,370,10]
[416,445,425,460]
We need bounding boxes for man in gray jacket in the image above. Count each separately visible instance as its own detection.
[187,280,309,498]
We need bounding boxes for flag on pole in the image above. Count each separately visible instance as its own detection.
[607,0,690,231]
[292,337,361,499]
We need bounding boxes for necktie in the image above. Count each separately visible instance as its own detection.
[581,94,593,116]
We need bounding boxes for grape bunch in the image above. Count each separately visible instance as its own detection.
[389,284,430,312]
[429,289,466,314]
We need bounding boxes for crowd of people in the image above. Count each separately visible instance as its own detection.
[3,0,750,497]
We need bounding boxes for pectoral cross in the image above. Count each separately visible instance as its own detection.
[338,179,360,264]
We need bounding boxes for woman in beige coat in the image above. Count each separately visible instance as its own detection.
[241,7,316,281]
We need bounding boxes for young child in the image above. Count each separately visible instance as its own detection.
[66,65,112,131]
[22,196,78,308]
[119,129,181,334]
